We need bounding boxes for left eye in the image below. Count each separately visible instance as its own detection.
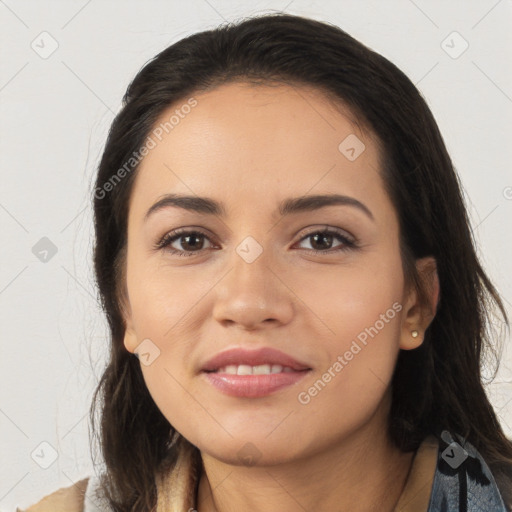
[295,229,355,253]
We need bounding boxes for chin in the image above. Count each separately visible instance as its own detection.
[201,443,300,468]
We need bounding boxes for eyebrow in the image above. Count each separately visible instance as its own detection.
[144,193,374,222]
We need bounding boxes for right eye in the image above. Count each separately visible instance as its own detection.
[156,229,216,257]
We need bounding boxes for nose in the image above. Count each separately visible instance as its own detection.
[212,241,294,331]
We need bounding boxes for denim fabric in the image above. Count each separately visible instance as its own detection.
[427,430,508,512]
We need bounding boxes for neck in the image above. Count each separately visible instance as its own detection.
[195,397,414,512]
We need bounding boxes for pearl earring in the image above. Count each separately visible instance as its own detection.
[411,330,419,338]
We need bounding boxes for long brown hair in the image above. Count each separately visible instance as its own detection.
[90,12,512,510]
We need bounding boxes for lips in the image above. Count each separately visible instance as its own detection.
[202,370,310,398]
[200,347,312,373]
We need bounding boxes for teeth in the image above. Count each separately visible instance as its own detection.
[237,364,253,375]
[270,364,283,374]
[216,364,296,375]
[253,364,271,375]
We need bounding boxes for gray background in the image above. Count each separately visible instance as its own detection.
[1,0,511,509]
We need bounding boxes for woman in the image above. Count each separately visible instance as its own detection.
[21,12,512,512]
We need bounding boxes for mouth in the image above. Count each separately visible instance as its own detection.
[203,363,309,375]
[199,346,312,397]
[200,346,311,373]
[201,364,312,398]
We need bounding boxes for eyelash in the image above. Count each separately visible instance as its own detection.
[154,227,357,257]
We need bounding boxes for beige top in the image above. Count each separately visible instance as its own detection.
[19,435,439,512]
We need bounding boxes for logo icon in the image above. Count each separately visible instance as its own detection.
[338,134,366,161]
[31,31,59,59]
[441,31,469,59]
[31,441,58,469]
[237,442,262,466]
[32,237,58,263]
[236,236,263,264]
[134,338,161,366]
[441,441,468,469]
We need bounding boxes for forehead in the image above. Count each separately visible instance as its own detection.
[130,81,387,219]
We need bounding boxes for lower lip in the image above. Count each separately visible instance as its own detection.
[201,370,311,398]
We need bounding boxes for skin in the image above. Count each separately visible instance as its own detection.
[122,82,439,511]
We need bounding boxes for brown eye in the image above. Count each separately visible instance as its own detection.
[174,233,206,251]
[296,229,355,253]
[157,230,214,256]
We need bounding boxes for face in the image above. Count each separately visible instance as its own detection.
[122,82,420,466]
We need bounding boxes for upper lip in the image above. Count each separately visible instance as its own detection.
[201,347,312,372]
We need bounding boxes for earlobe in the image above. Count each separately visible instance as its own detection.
[400,327,424,350]
[123,326,138,353]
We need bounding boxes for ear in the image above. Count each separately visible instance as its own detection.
[122,303,138,354]
[114,246,139,354]
[399,256,440,350]
[124,325,138,354]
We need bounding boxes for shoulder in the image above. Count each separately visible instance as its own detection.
[492,463,512,512]
[430,430,512,512]
[17,477,89,512]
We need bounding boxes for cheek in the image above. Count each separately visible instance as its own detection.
[125,259,218,435]
[296,250,404,351]
[291,258,403,415]
[126,252,209,336]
